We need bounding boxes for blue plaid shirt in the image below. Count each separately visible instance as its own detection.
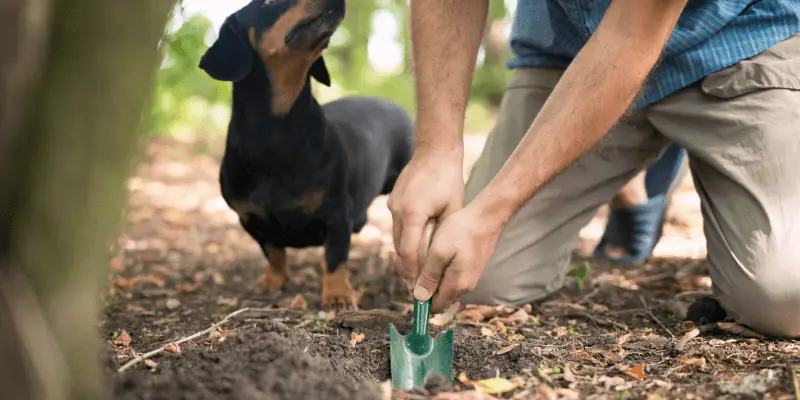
[508,0,800,110]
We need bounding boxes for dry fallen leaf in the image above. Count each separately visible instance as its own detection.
[144,359,157,371]
[506,333,524,341]
[555,388,580,400]
[165,298,181,310]
[456,373,517,396]
[523,304,533,313]
[563,363,577,383]
[495,343,519,355]
[678,357,706,368]
[617,333,633,346]
[207,327,235,344]
[177,272,204,293]
[541,300,587,311]
[216,296,238,307]
[674,327,700,352]
[624,364,646,381]
[458,309,486,323]
[289,294,307,310]
[434,391,501,400]
[594,271,641,290]
[709,338,737,346]
[536,385,556,400]
[494,305,516,315]
[591,304,610,313]
[162,342,181,353]
[109,256,125,271]
[553,326,568,337]
[458,371,472,385]
[472,377,519,394]
[716,322,766,339]
[599,375,627,390]
[114,276,140,289]
[643,333,670,347]
[507,308,530,325]
[125,304,155,316]
[212,271,225,285]
[430,302,460,327]
[480,327,495,337]
[350,332,365,346]
[379,380,393,400]
[113,329,132,347]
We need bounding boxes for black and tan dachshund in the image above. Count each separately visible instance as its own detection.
[199,0,413,309]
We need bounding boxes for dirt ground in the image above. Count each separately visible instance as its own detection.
[103,136,800,400]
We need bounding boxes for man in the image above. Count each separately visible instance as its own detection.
[388,0,800,337]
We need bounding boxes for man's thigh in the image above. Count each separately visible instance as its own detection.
[646,34,800,337]
[462,68,668,306]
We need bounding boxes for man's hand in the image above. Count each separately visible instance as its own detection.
[387,150,464,291]
[389,0,488,291]
[412,203,504,313]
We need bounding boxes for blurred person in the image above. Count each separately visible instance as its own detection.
[388,0,800,337]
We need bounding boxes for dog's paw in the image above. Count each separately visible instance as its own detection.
[256,263,288,293]
[321,266,358,310]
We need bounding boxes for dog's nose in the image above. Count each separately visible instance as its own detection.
[325,0,345,14]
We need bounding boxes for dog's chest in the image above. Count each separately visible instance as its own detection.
[228,183,328,227]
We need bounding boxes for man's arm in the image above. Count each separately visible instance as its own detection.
[469,0,688,225]
[409,0,488,156]
[387,0,489,288]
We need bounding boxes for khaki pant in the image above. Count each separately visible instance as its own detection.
[463,34,800,337]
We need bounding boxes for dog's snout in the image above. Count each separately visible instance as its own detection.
[324,0,345,14]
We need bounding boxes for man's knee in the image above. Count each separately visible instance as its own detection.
[459,250,571,307]
[718,256,800,338]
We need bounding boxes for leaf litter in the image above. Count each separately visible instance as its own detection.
[104,138,798,400]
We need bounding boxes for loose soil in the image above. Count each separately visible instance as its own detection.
[104,137,799,400]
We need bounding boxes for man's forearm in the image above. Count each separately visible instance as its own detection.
[410,0,488,155]
[471,0,687,224]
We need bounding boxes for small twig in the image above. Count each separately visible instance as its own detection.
[608,308,646,315]
[576,288,600,305]
[294,319,313,330]
[674,291,712,301]
[118,307,283,373]
[455,320,496,329]
[791,365,800,398]
[639,295,674,339]
[672,323,716,353]
[632,271,674,284]
[663,363,688,379]
[556,310,628,330]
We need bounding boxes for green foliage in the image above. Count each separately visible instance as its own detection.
[567,262,589,289]
[148,13,232,137]
[148,1,514,138]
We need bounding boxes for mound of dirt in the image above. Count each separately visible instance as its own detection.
[109,321,383,400]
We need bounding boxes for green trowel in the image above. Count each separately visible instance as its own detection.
[389,221,454,391]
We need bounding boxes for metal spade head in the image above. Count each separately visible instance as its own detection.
[389,299,454,391]
[389,220,454,391]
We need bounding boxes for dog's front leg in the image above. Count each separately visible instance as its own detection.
[321,213,357,310]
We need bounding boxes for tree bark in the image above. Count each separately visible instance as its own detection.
[0,0,175,399]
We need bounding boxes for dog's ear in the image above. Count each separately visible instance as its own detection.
[199,15,253,82]
[309,56,331,87]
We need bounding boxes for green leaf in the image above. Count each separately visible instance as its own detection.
[567,262,589,289]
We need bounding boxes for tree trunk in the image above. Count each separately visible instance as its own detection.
[0,0,175,399]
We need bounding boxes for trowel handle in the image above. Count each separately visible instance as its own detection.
[410,220,436,339]
[411,299,432,338]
